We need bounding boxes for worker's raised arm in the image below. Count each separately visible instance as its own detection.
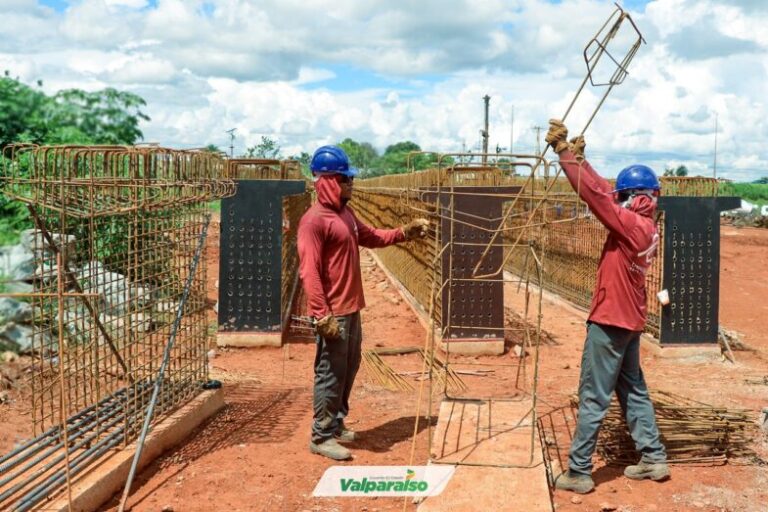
[297,217,332,317]
[545,121,635,240]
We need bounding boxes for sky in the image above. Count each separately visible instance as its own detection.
[1,0,766,181]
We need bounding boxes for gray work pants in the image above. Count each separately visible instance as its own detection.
[312,312,362,443]
[569,322,667,475]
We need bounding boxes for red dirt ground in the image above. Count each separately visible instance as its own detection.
[2,221,767,512]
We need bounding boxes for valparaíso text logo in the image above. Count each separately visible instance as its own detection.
[313,465,455,497]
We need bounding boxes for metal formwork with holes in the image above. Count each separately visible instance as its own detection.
[218,180,306,333]
[216,159,310,345]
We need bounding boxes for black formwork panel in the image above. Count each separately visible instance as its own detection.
[657,196,739,344]
[218,180,306,333]
[428,187,521,341]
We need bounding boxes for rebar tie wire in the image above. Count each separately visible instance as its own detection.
[117,213,212,512]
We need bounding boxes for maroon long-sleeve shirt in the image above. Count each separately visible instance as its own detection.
[297,177,405,318]
[558,150,659,332]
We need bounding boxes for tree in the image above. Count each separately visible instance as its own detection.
[0,73,151,243]
[337,138,378,174]
[0,72,50,147]
[290,151,312,178]
[48,88,149,145]
[202,144,223,154]
[0,73,150,147]
[663,165,688,177]
[244,136,281,159]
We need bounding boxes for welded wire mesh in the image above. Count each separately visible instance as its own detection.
[0,145,233,510]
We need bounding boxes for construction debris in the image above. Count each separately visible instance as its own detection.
[362,346,467,393]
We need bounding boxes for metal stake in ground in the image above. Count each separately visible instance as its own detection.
[117,214,212,512]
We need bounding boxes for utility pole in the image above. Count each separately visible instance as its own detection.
[226,128,236,158]
[532,125,543,156]
[713,113,718,179]
[481,95,490,165]
[510,105,514,155]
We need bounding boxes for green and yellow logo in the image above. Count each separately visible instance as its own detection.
[340,469,428,493]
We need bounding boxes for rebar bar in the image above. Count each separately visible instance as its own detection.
[117,213,211,512]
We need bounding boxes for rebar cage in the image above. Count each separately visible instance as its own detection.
[0,145,234,511]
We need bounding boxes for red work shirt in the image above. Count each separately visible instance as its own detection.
[297,177,405,318]
[558,150,659,332]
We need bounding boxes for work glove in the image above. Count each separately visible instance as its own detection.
[569,135,586,163]
[402,218,429,240]
[545,119,569,153]
[315,315,340,340]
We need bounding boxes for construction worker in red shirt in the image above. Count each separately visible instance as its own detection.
[545,120,669,493]
[298,145,429,461]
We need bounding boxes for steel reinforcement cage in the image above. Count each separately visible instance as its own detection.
[0,145,234,511]
[356,159,720,338]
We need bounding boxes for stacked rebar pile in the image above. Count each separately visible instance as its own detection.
[581,391,759,465]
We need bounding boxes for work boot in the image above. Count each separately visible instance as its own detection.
[309,438,352,461]
[624,461,670,481]
[334,422,357,443]
[554,471,595,494]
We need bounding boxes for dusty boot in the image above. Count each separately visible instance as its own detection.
[554,471,595,494]
[334,422,357,443]
[624,461,670,481]
[309,438,352,461]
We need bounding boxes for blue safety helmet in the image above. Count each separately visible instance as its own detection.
[614,164,661,192]
[309,145,358,178]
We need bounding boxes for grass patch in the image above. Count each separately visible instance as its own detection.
[719,182,768,207]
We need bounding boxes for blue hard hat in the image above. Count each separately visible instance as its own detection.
[614,164,660,192]
[310,145,358,178]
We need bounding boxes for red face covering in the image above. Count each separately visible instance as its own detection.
[314,175,344,211]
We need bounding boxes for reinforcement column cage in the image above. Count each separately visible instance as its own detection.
[218,179,306,334]
[657,196,740,344]
[428,186,521,341]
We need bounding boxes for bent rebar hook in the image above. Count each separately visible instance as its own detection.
[471,2,645,279]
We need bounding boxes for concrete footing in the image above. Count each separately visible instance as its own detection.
[45,388,225,512]
[640,334,722,359]
[439,339,504,356]
[216,331,282,347]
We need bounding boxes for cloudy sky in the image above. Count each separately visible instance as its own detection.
[1,0,766,180]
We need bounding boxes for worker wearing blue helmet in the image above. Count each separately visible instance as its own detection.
[546,121,669,494]
[298,145,429,460]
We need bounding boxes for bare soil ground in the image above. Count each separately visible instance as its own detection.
[2,222,768,512]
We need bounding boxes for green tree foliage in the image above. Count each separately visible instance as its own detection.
[0,73,149,147]
[0,73,150,244]
[290,151,312,178]
[663,165,689,177]
[244,136,281,159]
[337,138,378,173]
[47,88,149,145]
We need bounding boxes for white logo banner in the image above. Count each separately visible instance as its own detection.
[312,465,455,497]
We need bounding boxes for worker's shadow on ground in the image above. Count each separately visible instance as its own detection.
[111,381,309,510]
[352,415,437,453]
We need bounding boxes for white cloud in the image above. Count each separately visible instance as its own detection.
[0,0,765,180]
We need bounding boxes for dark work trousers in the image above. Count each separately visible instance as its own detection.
[569,322,667,475]
[312,312,363,443]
